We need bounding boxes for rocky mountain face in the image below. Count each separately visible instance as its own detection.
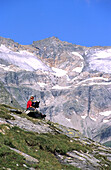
[0,36,111,146]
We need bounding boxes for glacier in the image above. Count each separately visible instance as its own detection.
[0,44,50,71]
[87,49,111,73]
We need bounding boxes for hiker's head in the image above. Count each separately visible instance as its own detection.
[30,96,34,101]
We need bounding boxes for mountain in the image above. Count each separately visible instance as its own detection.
[0,81,22,109]
[0,104,111,169]
[0,36,111,146]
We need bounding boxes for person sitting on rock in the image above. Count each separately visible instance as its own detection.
[26,96,46,119]
[26,96,36,111]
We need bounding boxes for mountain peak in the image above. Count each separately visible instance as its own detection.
[32,36,63,48]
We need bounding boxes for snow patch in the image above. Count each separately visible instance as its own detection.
[52,67,67,77]
[72,63,84,73]
[99,111,111,116]
[37,82,47,88]
[81,77,109,83]
[52,85,70,90]
[81,115,87,119]
[77,77,110,86]
[66,75,70,81]
[66,118,71,122]
[72,52,84,60]
[103,119,109,123]
[84,82,111,86]
[90,117,97,121]
[89,77,109,81]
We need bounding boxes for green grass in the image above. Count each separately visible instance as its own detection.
[0,124,80,169]
[1,125,92,154]
[0,144,30,169]
[0,104,15,120]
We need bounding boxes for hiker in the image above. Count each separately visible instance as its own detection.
[26,96,46,119]
[26,96,36,111]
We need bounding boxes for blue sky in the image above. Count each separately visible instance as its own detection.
[0,0,111,47]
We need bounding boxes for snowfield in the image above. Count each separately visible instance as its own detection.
[88,49,111,73]
[0,44,50,71]
[0,45,71,78]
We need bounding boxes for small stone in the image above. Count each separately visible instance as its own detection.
[23,164,28,168]
[70,140,73,142]
[105,164,108,167]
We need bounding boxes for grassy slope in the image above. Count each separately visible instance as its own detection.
[0,104,111,169]
[0,104,79,169]
[0,125,80,170]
